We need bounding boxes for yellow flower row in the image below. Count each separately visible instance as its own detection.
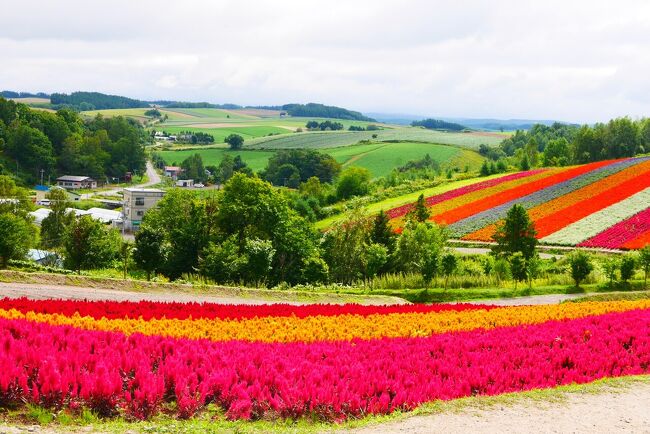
[2,300,649,343]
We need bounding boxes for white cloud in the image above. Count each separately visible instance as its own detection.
[1,0,650,122]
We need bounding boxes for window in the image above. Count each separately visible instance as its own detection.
[135,197,145,206]
[136,210,144,216]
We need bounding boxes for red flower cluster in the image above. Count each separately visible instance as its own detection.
[1,309,649,421]
[0,297,495,320]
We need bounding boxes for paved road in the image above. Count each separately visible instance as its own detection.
[95,160,161,197]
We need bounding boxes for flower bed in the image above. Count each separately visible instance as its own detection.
[1,306,649,421]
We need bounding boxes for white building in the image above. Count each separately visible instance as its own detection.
[122,188,166,231]
[56,176,97,190]
[176,179,194,188]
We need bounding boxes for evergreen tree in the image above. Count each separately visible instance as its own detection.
[407,194,430,222]
[492,204,537,260]
[370,210,396,253]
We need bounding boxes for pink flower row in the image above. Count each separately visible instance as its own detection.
[385,169,546,219]
[1,309,649,421]
[579,207,650,249]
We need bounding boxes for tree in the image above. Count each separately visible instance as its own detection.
[133,224,166,280]
[639,246,650,289]
[492,204,537,260]
[0,214,35,268]
[370,210,396,254]
[407,194,430,222]
[63,215,120,273]
[264,149,340,186]
[394,221,447,275]
[479,160,491,177]
[568,251,593,287]
[180,153,206,182]
[321,208,373,284]
[510,252,527,290]
[520,154,530,171]
[526,253,540,289]
[225,134,244,150]
[336,167,371,200]
[441,253,457,290]
[620,254,636,283]
[602,257,619,288]
[40,188,73,249]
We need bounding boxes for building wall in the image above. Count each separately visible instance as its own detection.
[123,190,165,230]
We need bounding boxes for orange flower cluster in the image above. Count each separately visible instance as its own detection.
[3,299,650,343]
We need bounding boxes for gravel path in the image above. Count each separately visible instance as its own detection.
[348,382,650,434]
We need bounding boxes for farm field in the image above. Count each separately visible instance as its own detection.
[1,296,649,424]
[157,148,276,172]
[246,128,503,150]
[384,156,650,249]
[158,124,293,143]
[158,142,482,178]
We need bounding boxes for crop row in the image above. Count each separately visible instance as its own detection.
[432,161,613,225]
[3,299,650,343]
[450,157,644,237]
[579,207,650,249]
[464,157,650,242]
[385,169,546,220]
[1,309,649,420]
[541,188,650,245]
[0,297,491,321]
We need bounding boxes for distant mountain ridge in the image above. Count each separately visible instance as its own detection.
[366,112,573,131]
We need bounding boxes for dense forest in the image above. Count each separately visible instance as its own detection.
[159,101,242,109]
[481,118,650,168]
[0,91,50,99]
[411,118,467,131]
[281,103,375,121]
[0,98,148,184]
[50,92,149,111]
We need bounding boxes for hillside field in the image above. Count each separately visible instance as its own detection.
[380,156,650,249]
[157,142,483,178]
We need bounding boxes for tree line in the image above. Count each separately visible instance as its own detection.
[50,92,149,111]
[480,118,650,170]
[0,98,147,184]
[411,118,466,131]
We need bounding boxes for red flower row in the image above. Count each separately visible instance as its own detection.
[0,297,495,320]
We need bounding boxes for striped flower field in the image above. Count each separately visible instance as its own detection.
[388,156,650,249]
[1,297,650,422]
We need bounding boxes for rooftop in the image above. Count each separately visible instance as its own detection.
[123,188,166,193]
[56,175,94,182]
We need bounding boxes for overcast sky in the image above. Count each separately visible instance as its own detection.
[2,0,650,123]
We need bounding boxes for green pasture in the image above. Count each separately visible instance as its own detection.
[246,128,503,150]
[81,108,195,122]
[158,125,292,142]
[157,148,275,172]
[158,142,482,179]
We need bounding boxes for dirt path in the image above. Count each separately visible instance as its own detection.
[0,282,405,306]
[347,382,650,434]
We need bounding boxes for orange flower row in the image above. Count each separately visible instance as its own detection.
[432,160,615,226]
[463,159,650,241]
[2,299,650,343]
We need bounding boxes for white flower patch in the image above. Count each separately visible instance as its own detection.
[540,188,650,246]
